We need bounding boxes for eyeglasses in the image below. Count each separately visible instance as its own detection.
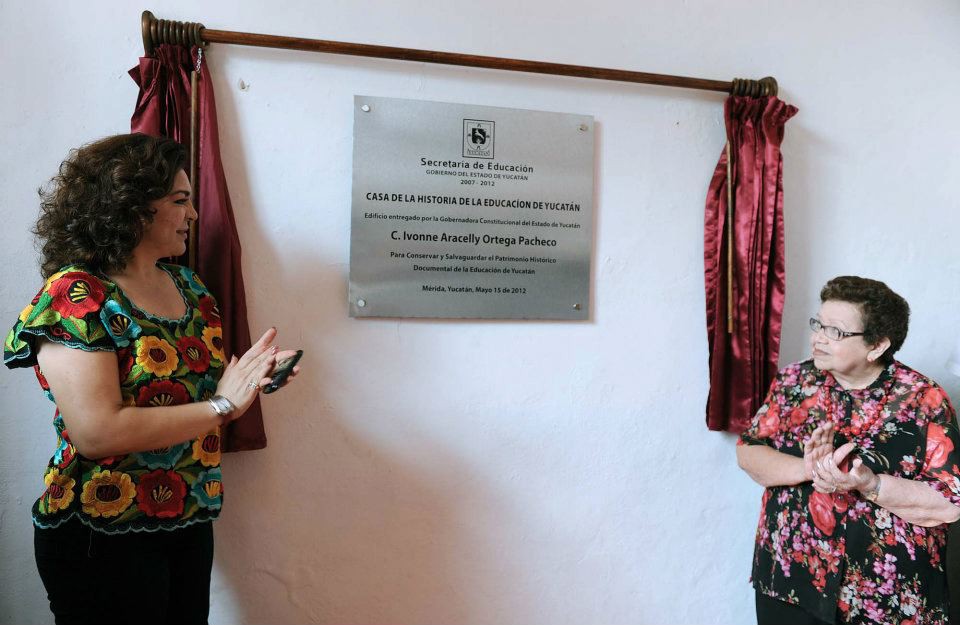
[809,317,865,341]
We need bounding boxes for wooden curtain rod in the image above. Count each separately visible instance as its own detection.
[140,11,778,97]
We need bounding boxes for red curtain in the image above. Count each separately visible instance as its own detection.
[704,96,797,433]
[129,45,267,451]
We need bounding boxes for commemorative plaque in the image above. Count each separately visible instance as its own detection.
[349,96,594,319]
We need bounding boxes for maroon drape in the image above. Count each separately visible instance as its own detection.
[704,96,797,433]
[129,45,267,451]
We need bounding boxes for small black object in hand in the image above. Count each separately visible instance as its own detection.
[262,349,303,394]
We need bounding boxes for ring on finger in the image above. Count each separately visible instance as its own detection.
[247,380,261,391]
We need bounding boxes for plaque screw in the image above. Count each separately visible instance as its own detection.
[361,104,371,112]
[573,303,581,310]
[578,124,588,132]
[357,299,367,308]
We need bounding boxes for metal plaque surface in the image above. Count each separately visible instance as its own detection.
[349,96,594,319]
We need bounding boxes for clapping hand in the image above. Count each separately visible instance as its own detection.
[215,328,300,420]
[804,423,836,489]
[805,423,876,494]
[814,442,876,495]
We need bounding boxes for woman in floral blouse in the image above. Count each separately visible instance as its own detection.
[737,276,960,625]
[4,134,300,625]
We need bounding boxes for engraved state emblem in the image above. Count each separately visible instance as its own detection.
[470,127,488,145]
[462,119,495,159]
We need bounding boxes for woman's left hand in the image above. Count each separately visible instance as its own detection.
[803,423,836,483]
[812,441,876,494]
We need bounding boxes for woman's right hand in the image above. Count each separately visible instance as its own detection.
[804,423,835,486]
[214,328,281,420]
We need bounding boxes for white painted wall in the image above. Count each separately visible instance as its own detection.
[2,2,959,624]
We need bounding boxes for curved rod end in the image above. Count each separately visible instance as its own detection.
[729,76,779,98]
[142,10,157,57]
[140,10,206,58]
[759,76,779,97]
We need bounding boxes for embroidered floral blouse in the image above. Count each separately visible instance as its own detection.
[739,359,960,625]
[4,263,226,533]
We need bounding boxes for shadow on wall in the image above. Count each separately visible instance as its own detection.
[777,119,829,364]
[213,406,484,624]
[202,238,498,623]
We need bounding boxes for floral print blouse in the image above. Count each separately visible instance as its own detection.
[4,263,226,533]
[740,359,960,625]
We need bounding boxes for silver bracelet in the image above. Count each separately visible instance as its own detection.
[208,395,237,422]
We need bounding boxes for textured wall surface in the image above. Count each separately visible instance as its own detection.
[2,2,959,624]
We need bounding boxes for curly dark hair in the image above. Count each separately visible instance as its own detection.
[34,133,188,278]
[820,276,910,363]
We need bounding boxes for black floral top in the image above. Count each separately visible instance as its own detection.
[740,360,960,625]
[4,263,226,533]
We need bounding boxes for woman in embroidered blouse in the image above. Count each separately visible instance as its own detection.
[737,276,960,625]
[4,134,299,625]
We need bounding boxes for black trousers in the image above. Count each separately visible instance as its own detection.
[756,591,833,625]
[34,518,214,625]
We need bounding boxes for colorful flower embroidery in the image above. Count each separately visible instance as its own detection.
[35,365,51,392]
[136,469,187,518]
[92,455,122,468]
[201,326,225,363]
[136,336,179,377]
[192,430,221,467]
[5,263,225,534]
[137,379,191,407]
[117,345,135,381]
[197,296,221,328]
[18,303,32,323]
[42,469,76,513]
[195,375,218,402]
[191,467,223,510]
[51,413,76,468]
[99,299,141,347]
[133,441,191,470]
[177,336,211,373]
[179,266,206,292]
[80,470,136,518]
[43,269,71,290]
[53,437,75,468]
[48,272,106,318]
